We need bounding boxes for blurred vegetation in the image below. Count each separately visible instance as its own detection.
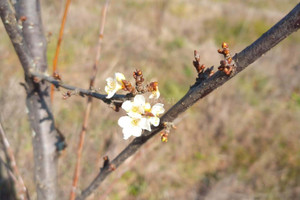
[0,0,300,199]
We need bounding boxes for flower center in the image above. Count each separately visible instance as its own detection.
[131,119,139,126]
[109,81,116,88]
[131,106,139,113]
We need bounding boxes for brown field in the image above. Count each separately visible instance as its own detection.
[1,0,300,199]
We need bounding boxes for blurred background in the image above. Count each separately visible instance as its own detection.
[1,0,300,199]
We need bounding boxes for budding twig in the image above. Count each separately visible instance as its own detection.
[69,1,110,200]
[51,0,72,102]
[218,42,235,76]
[30,71,131,103]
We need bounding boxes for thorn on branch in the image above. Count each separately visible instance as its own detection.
[101,156,115,172]
[102,156,110,168]
[192,50,215,87]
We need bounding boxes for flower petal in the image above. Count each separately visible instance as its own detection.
[133,95,145,106]
[131,126,143,137]
[115,72,125,82]
[149,117,160,127]
[106,77,114,84]
[151,103,165,116]
[149,90,160,99]
[139,117,151,131]
[122,127,133,140]
[118,116,132,128]
[127,112,142,119]
[122,100,133,112]
[144,103,151,112]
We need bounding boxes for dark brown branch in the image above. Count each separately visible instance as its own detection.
[1,0,59,199]
[76,3,300,199]
[30,71,131,103]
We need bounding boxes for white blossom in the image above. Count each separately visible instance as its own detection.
[118,95,164,140]
[147,103,165,126]
[118,116,150,140]
[105,72,126,99]
[122,95,150,119]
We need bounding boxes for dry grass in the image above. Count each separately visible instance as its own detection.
[1,0,300,199]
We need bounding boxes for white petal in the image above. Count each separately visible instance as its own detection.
[151,103,165,116]
[149,90,160,99]
[131,126,143,137]
[155,90,160,99]
[134,95,145,106]
[115,82,123,90]
[149,117,160,126]
[144,103,151,112]
[106,77,114,83]
[118,116,132,128]
[115,72,125,82]
[122,101,133,112]
[139,117,151,131]
[105,85,110,93]
[127,111,142,119]
[106,88,118,99]
[122,127,133,140]
[106,91,115,99]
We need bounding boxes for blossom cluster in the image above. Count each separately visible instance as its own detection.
[118,95,164,140]
[104,72,160,99]
[104,71,164,140]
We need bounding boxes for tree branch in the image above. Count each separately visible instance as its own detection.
[30,71,131,103]
[76,3,300,199]
[51,0,72,102]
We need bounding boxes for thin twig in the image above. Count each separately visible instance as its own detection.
[69,1,110,200]
[0,122,30,200]
[51,0,72,102]
[76,3,300,199]
[30,71,131,103]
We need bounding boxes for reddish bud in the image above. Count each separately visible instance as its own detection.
[223,49,230,56]
[227,57,232,64]
[160,132,169,143]
[222,42,228,49]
